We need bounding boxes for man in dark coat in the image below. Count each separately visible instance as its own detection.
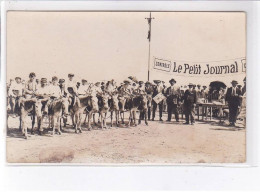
[183,83,197,125]
[225,80,242,126]
[152,80,164,121]
[165,78,180,122]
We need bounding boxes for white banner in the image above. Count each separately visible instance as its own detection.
[153,57,246,76]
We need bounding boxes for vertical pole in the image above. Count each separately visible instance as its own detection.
[148,12,151,81]
[148,41,150,81]
[146,12,154,82]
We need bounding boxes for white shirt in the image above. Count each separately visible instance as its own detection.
[91,86,102,96]
[66,79,78,93]
[78,84,90,95]
[232,87,237,96]
[8,82,24,96]
[49,84,62,97]
[156,84,164,93]
[36,86,50,96]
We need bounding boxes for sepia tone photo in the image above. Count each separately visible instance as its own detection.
[6,11,246,164]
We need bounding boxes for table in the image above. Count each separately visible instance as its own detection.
[196,103,228,121]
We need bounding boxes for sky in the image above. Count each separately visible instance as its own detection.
[6,11,246,86]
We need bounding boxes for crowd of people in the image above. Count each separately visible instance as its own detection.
[7,72,246,136]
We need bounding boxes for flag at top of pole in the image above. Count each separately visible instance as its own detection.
[145,12,154,42]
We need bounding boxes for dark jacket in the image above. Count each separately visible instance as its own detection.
[165,86,180,105]
[225,87,242,105]
[183,89,197,106]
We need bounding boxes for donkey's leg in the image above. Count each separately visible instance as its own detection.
[116,110,119,127]
[52,116,56,136]
[60,116,63,132]
[57,116,62,135]
[78,113,82,133]
[88,112,92,131]
[21,114,27,139]
[93,113,97,126]
[19,116,22,132]
[144,110,148,125]
[110,111,113,127]
[63,116,67,127]
[74,113,79,133]
[24,118,28,139]
[83,113,88,125]
[100,112,104,129]
[38,116,43,135]
[98,113,101,124]
[127,111,131,127]
[104,112,107,129]
[130,110,133,125]
[31,114,35,134]
[120,111,125,124]
[138,110,142,125]
[71,114,75,128]
[133,110,137,126]
[129,110,133,125]
[48,115,51,129]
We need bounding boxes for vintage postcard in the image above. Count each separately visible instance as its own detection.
[6,11,246,163]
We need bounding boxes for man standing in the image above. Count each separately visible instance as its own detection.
[183,83,197,125]
[201,85,208,101]
[165,79,180,122]
[196,84,203,99]
[152,80,164,121]
[225,80,242,126]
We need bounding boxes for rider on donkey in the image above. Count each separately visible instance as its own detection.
[24,72,37,99]
[65,73,81,109]
[35,78,51,115]
[8,76,24,115]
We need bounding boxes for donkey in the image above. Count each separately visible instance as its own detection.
[109,92,120,128]
[98,93,110,129]
[69,96,93,133]
[19,98,38,139]
[48,97,70,135]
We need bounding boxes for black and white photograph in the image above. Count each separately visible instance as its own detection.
[6,11,246,164]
